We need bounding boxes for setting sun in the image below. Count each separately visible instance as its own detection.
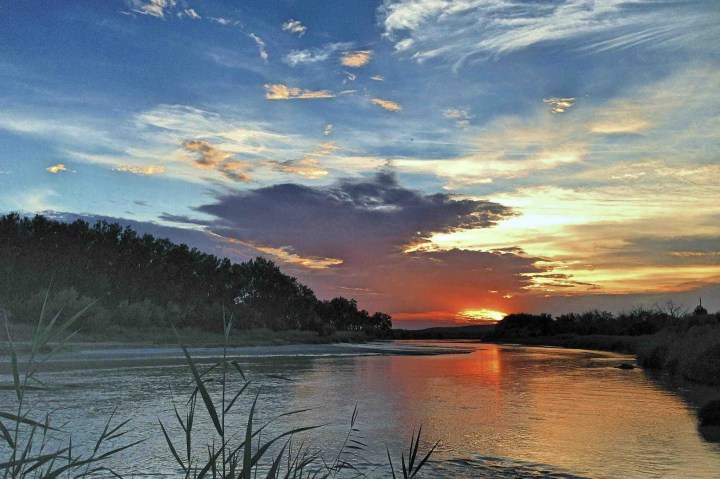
[457,309,507,322]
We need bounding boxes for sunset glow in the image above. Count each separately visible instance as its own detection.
[457,309,507,323]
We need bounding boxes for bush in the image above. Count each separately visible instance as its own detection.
[699,400,720,426]
[638,344,668,369]
[683,344,720,385]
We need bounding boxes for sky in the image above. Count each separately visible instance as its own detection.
[1,0,719,327]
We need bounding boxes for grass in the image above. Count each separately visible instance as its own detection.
[1,292,437,478]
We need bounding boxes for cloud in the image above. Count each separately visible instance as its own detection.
[282,19,306,37]
[543,97,575,114]
[182,8,200,19]
[283,42,354,67]
[260,159,329,179]
[46,164,67,174]
[176,171,514,264]
[324,124,333,136]
[442,107,473,127]
[341,50,372,68]
[217,161,252,182]
[264,84,335,100]
[112,165,166,175]
[371,75,384,81]
[380,0,720,67]
[182,140,235,169]
[371,98,402,111]
[126,0,176,18]
[248,33,268,63]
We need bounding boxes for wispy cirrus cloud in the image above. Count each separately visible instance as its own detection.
[380,0,720,67]
[125,0,176,18]
[283,42,355,67]
[248,33,268,63]
[341,50,372,68]
[113,165,165,175]
[282,19,307,37]
[259,159,329,179]
[371,98,402,111]
[264,84,335,100]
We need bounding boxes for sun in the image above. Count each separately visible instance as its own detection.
[457,309,506,322]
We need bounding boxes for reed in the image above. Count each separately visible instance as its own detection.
[161,311,438,478]
[0,292,140,478]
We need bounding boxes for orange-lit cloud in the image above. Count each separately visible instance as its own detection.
[46,164,67,173]
[341,50,372,67]
[260,158,329,179]
[182,140,234,169]
[210,232,342,270]
[218,161,252,182]
[264,84,335,100]
[113,165,165,175]
[371,98,402,111]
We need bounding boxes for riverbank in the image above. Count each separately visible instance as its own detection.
[484,323,720,389]
[0,338,473,374]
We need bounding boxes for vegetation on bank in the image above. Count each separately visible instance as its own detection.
[0,213,391,339]
[485,305,720,385]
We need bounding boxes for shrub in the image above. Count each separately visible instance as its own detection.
[682,344,720,385]
[698,400,720,426]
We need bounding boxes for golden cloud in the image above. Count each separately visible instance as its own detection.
[261,158,329,179]
[264,84,335,100]
[46,164,67,173]
[341,50,372,68]
[182,140,234,169]
[211,232,342,270]
[218,161,252,182]
[371,98,402,111]
[113,165,165,175]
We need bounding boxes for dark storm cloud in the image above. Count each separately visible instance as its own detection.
[175,171,515,264]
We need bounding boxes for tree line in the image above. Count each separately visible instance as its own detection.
[488,302,718,339]
[0,213,392,336]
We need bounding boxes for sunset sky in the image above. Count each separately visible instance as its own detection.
[1,0,718,327]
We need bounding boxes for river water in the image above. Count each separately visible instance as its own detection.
[3,341,720,478]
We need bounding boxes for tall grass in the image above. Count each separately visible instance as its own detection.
[0,293,140,478]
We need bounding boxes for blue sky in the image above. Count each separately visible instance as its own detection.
[1,0,719,326]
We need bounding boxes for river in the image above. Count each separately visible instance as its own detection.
[2,341,719,478]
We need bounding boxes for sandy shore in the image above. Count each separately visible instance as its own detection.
[0,340,474,374]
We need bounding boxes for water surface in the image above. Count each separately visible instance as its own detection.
[2,341,719,478]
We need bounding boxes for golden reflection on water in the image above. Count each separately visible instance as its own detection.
[311,343,720,479]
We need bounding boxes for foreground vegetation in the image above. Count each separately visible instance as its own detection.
[0,213,391,339]
[1,302,436,478]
